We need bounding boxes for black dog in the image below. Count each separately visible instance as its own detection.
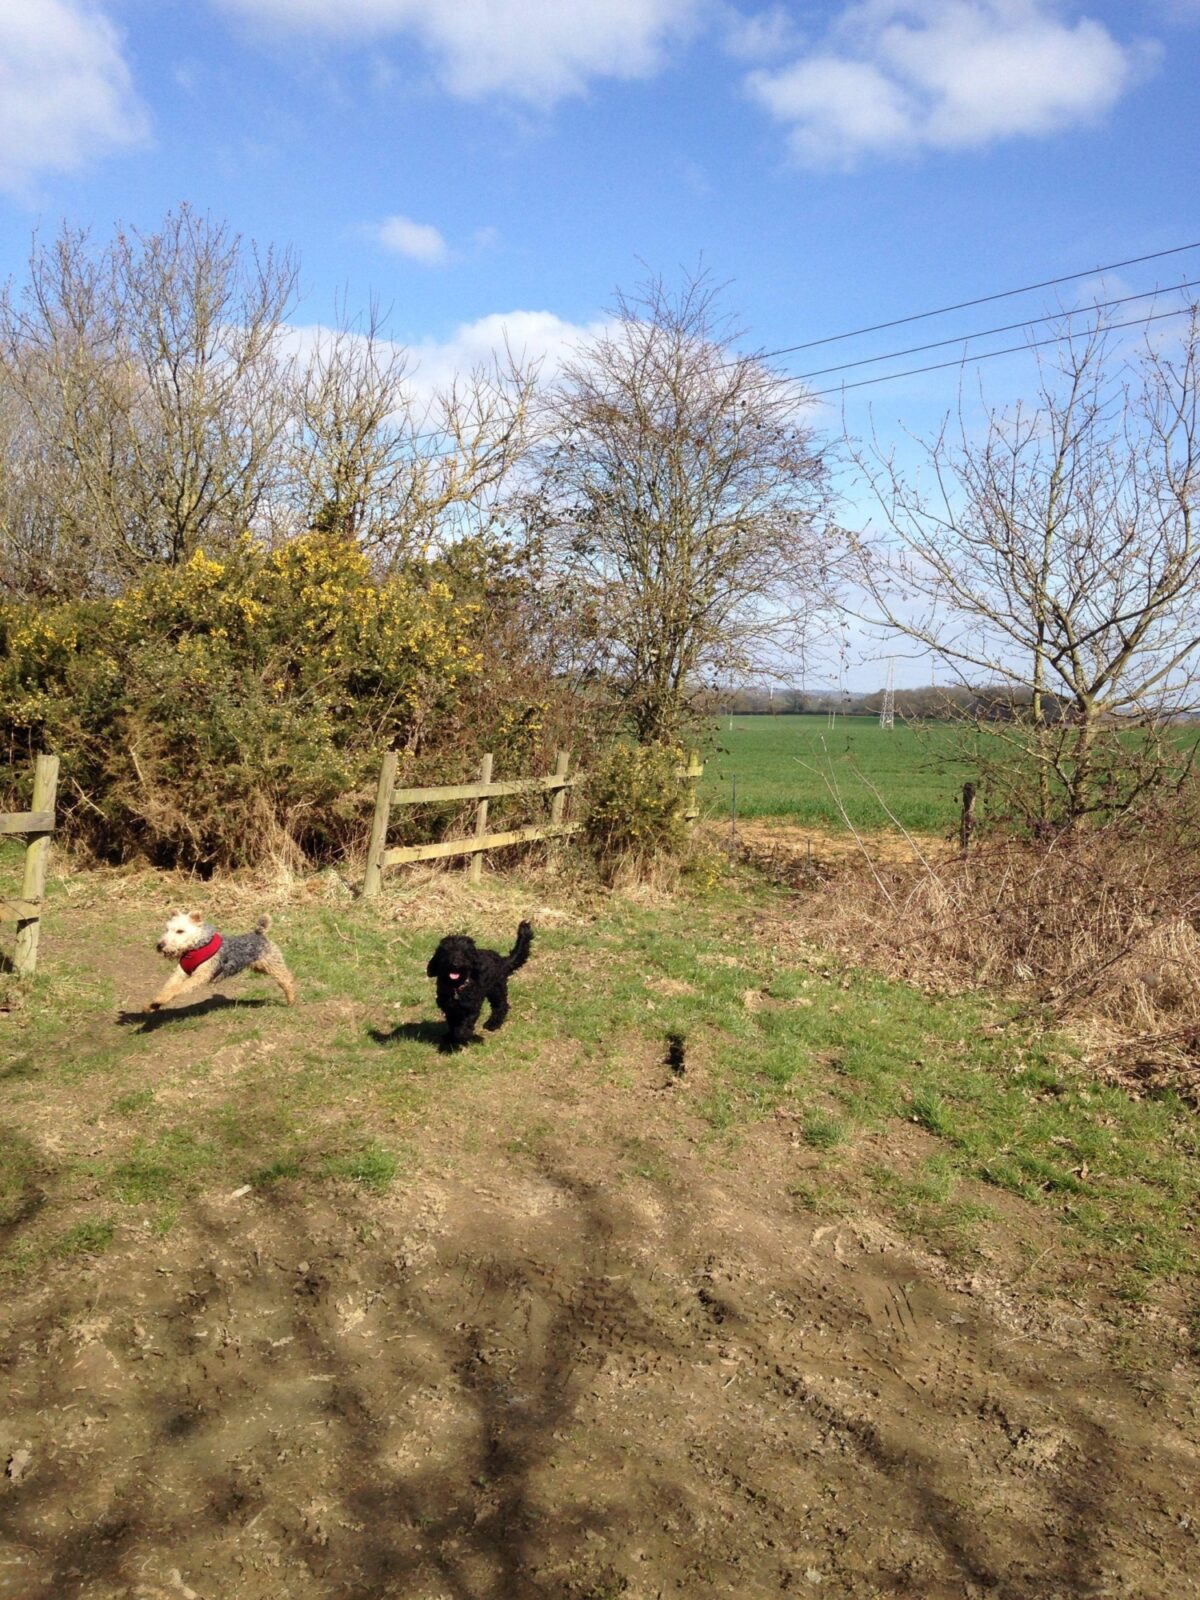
[426,921,533,1049]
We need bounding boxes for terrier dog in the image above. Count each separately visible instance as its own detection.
[426,920,533,1050]
[147,911,296,1012]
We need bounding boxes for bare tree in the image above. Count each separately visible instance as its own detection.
[848,312,1200,824]
[0,367,81,599]
[528,271,834,742]
[283,310,537,567]
[0,206,297,593]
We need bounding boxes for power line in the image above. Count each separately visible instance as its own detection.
[755,239,1200,362]
[388,286,1199,455]
[807,304,1193,400]
[794,279,1200,381]
[309,240,1200,456]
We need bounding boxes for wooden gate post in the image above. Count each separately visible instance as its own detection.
[469,754,494,885]
[363,751,398,900]
[14,752,59,976]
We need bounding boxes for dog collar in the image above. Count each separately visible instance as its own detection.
[180,931,222,974]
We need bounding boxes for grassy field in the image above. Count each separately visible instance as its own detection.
[3,850,1196,1304]
[3,847,1199,1594]
[699,714,969,832]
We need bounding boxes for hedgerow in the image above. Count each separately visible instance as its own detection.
[1,533,490,870]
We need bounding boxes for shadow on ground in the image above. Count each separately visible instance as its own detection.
[117,995,273,1033]
[367,1019,449,1049]
[1,1135,1194,1600]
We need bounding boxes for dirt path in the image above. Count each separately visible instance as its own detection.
[2,874,1198,1598]
[3,1053,1197,1600]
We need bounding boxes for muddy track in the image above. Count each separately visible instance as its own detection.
[2,1132,1196,1600]
[2,889,1197,1597]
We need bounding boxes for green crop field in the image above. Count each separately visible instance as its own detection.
[698,715,970,833]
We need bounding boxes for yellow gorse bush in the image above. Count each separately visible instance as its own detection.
[583,740,690,878]
[0,532,485,868]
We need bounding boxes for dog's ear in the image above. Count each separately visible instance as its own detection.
[426,953,439,978]
[187,911,204,925]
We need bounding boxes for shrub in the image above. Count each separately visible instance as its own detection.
[953,717,1200,836]
[581,741,690,882]
[790,800,1200,1103]
[1,534,482,869]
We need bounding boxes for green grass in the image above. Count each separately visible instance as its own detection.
[50,1218,115,1258]
[110,1129,218,1203]
[699,715,968,831]
[2,857,1198,1309]
[802,1110,849,1150]
[0,1126,42,1226]
[320,1143,402,1191]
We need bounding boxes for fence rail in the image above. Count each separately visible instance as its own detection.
[363,750,578,897]
[390,775,580,806]
[382,821,578,869]
[1,810,55,834]
[1,753,59,975]
[362,746,704,897]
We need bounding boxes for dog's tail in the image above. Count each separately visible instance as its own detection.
[505,920,533,974]
[256,914,272,934]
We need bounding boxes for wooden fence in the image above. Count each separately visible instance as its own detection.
[362,748,704,897]
[1,753,59,976]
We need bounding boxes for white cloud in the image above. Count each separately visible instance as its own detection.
[373,214,450,265]
[721,4,801,62]
[0,0,148,196]
[746,0,1158,167]
[751,55,915,155]
[406,309,606,400]
[215,0,700,104]
[281,308,605,409]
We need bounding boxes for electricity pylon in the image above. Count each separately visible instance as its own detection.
[880,660,895,730]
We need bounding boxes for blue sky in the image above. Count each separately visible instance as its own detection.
[1,0,1198,686]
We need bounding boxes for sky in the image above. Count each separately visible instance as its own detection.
[0,0,1198,687]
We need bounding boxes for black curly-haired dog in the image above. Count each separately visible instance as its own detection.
[426,920,533,1050]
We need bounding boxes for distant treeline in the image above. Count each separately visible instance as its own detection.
[702,686,976,718]
[706,687,1200,725]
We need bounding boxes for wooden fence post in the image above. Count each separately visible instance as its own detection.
[547,749,570,869]
[363,750,398,899]
[14,752,59,977]
[549,750,570,826]
[960,781,977,855]
[469,754,494,885]
[684,749,702,828]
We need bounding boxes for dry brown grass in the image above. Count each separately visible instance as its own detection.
[750,822,1200,1104]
